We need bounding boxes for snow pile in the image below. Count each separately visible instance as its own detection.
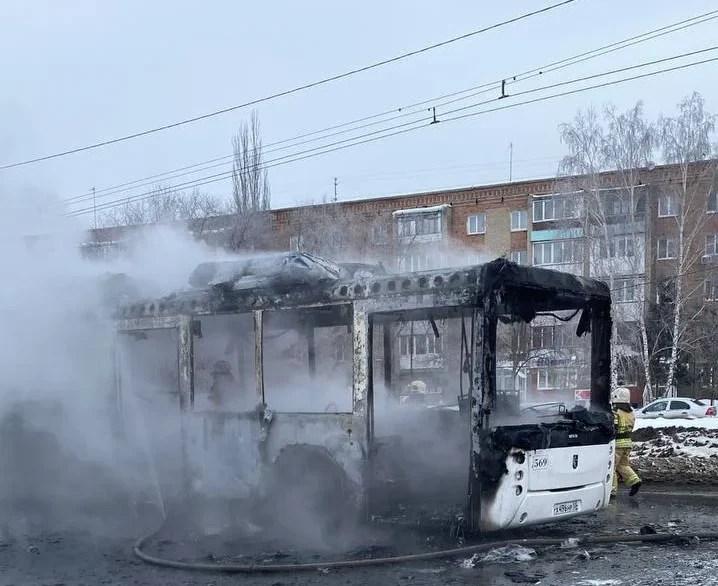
[632,425,718,484]
[635,417,718,430]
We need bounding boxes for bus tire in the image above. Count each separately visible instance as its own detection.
[260,444,359,546]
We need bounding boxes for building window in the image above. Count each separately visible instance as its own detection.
[705,278,718,302]
[657,278,676,304]
[532,326,555,349]
[400,333,444,356]
[537,368,560,390]
[708,190,718,213]
[372,224,389,244]
[614,278,637,303]
[398,253,432,272]
[599,235,635,258]
[605,193,631,217]
[532,239,584,266]
[657,237,677,260]
[397,214,441,238]
[510,250,527,265]
[289,234,304,251]
[658,194,678,217]
[532,324,574,350]
[533,196,579,223]
[467,214,486,235]
[536,367,577,390]
[706,234,718,257]
[511,210,528,231]
[705,279,718,301]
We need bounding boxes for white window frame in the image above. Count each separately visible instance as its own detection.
[605,194,631,217]
[510,250,527,265]
[532,326,555,349]
[289,234,304,251]
[658,194,678,218]
[537,368,560,390]
[399,326,445,357]
[510,210,528,231]
[398,252,432,272]
[397,214,442,238]
[466,213,486,235]
[372,224,389,245]
[532,196,579,223]
[657,237,677,260]
[708,190,718,213]
[705,278,718,302]
[532,239,583,266]
[600,235,635,259]
[614,278,637,303]
[706,234,718,256]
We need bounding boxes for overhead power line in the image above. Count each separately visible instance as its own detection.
[61,7,718,209]
[0,0,580,172]
[66,49,718,219]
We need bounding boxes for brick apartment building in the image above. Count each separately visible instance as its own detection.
[82,159,718,403]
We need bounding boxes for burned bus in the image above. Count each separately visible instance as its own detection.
[112,253,614,535]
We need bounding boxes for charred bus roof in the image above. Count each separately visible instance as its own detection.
[112,252,610,321]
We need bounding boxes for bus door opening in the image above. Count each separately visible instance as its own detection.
[368,308,470,523]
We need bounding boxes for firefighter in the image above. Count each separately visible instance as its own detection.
[208,360,235,408]
[405,380,428,406]
[611,386,642,498]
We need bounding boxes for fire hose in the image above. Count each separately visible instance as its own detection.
[133,530,718,574]
[134,488,718,574]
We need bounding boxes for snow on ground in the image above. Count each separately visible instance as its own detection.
[631,417,718,484]
[635,416,718,430]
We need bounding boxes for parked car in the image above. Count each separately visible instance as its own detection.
[635,397,716,419]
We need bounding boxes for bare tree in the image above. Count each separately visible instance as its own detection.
[656,92,717,397]
[284,196,391,264]
[100,185,224,230]
[558,102,655,400]
[228,110,271,250]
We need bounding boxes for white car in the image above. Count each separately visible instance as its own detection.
[635,397,716,420]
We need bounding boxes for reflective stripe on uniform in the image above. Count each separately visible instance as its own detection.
[614,409,635,449]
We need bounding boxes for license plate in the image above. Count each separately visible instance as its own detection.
[553,500,581,516]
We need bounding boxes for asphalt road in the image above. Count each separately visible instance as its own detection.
[2,489,718,586]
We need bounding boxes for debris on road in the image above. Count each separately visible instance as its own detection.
[481,545,537,564]
[504,569,546,583]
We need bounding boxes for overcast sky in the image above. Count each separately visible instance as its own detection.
[1,0,717,227]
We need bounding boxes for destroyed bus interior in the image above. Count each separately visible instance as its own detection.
[111,253,614,536]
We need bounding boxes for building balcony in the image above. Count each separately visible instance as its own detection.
[399,353,445,371]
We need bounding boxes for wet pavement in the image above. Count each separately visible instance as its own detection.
[3,489,718,585]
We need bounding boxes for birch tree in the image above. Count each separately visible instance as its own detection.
[558,102,656,400]
[657,92,716,397]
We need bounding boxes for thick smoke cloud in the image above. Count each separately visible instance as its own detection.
[0,182,224,538]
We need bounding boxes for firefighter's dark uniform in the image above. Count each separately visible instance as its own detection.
[612,405,641,497]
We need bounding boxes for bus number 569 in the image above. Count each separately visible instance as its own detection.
[531,456,549,470]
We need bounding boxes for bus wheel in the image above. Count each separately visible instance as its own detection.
[261,444,358,548]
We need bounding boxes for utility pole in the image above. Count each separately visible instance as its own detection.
[92,187,97,229]
[333,177,338,202]
[509,143,513,182]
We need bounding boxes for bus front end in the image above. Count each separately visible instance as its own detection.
[467,260,615,533]
[476,416,614,531]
